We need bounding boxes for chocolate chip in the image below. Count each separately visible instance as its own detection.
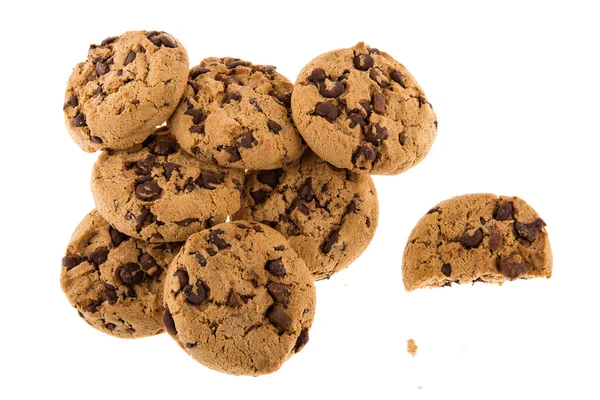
[319,81,345,98]
[96,62,109,76]
[62,256,82,271]
[163,309,177,335]
[460,228,483,249]
[124,51,136,66]
[265,259,286,276]
[369,69,388,88]
[441,263,452,277]
[88,250,109,267]
[225,91,241,103]
[315,102,339,121]
[373,93,386,114]
[348,112,367,129]
[205,247,217,256]
[187,80,199,95]
[228,290,243,308]
[72,113,86,127]
[307,68,326,83]
[294,329,309,352]
[183,282,208,305]
[267,120,282,134]
[360,101,371,116]
[109,227,128,247]
[135,207,153,231]
[238,131,256,148]
[399,132,407,146]
[152,137,177,156]
[184,108,203,125]
[353,54,374,71]
[173,269,189,290]
[322,229,340,254]
[227,59,247,68]
[250,190,268,204]
[498,253,531,280]
[139,254,158,275]
[159,35,176,48]
[101,36,118,46]
[90,136,104,145]
[299,179,314,202]
[277,93,292,107]
[366,217,372,228]
[224,146,241,162]
[391,70,406,88]
[257,169,283,188]
[135,154,157,174]
[163,163,179,181]
[189,66,210,79]
[489,230,502,251]
[208,229,230,250]
[105,323,116,331]
[94,85,104,98]
[118,262,145,285]
[194,252,207,267]
[197,170,225,190]
[66,95,78,108]
[267,282,290,307]
[189,125,204,134]
[135,180,161,201]
[495,202,514,221]
[253,224,265,232]
[175,218,198,227]
[267,304,291,331]
[102,286,118,304]
[352,145,376,165]
[364,124,388,145]
[515,219,546,242]
[138,44,146,53]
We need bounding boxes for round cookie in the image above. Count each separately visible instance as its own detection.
[162,221,316,376]
[63,30,189,152]
[168,57,305,170]
[233,150,378,280]
[291,42,437,175]
[92,126,245,243]
[402,194,553,291]
[60,210,181,338]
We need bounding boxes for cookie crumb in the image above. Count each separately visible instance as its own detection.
[407,338,418,357]
[417,386,423,390]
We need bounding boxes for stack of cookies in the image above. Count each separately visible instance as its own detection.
[60,30,552,376]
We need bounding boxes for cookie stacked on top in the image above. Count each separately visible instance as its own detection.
[61,31,439,376]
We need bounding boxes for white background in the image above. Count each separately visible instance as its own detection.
[2,1,599,399]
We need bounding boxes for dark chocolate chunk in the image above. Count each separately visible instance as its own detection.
[515,219,546,242]
[267,282,290,307]
[224,146,241,162]
[184,108,203,125]
[364,124,388,145]
[173,269,189,290]
[62,256,82,271]
[315,102,339,121]
[199,170,225,189]
[250,190,268,204]
[135,180,161,201]
[163,162,179,181]
[87,250,109,267]
[66,95,78,108]
[163,309,177,335]
[183,281,209,305]
[322,229,340,254]
[307,68,326,83]
[353,54,374,71]
[267,120,282,134]
[348,112,367,129]
[266,304,291,331]
[208,229,230,250]
[102,285,118,304]
[498,253,531,280]
[238,131,257,148]
[352,146,376,165]
[118,262,145,285]
[441,263,452,277]
[124,51,136,66]
[265,259,286,276]
[294,329,309,352]
[96,62,109,76]
[489,230,502,251]
[391,70,406,88]
[319,81,345,98]
[72,113,87,127]
[495,202,514,221]
[194,252,207,267]
[228,290,243,308]
[373,93,386,114]
[460,228,483,249]
[257,169,283,188]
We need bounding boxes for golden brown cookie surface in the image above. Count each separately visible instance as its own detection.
[402,194,552,290]
[292,42,437,174]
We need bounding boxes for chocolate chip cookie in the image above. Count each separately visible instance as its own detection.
[167,57,305,169]
[60,210,181,338]
[91,126,244,243]
[292,42,437,174]
[233,150,378,280]
[402,194,552,291]
[64,30,189,152]
[162,221,316,376]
